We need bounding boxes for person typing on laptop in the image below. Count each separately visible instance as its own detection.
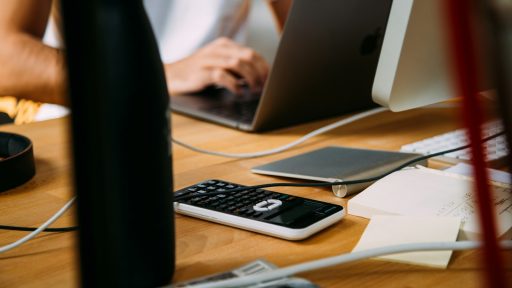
[0,0,291,123]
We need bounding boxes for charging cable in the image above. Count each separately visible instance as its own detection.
[171,107,388,158]
[170,102,464,159]
[181,240,512,288]
[0,197,76,254]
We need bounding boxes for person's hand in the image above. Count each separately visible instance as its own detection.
[164,37,269,95]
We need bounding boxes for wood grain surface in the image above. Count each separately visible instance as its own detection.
[1,107,510,287]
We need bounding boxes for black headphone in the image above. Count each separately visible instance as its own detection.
[0,132,36,192]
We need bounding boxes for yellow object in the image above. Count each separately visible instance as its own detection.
[0,96,42,124]
[352,215,461,268]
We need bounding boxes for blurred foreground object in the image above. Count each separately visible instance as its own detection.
[445,0,509,287]
[61,1,175,287]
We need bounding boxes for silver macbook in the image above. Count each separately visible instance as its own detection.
[170,0,393,132]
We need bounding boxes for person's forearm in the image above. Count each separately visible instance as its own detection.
[0,32,67,105]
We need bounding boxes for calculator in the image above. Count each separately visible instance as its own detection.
[173,180,345,240]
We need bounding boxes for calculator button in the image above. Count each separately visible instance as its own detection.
[316,205,338,214]
[253,206,267,212]
[175,191,189,197]
[253,201,269,211]
[267,199,282,205]
[253,199,282,212]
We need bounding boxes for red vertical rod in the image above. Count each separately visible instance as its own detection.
[444,0,507,287]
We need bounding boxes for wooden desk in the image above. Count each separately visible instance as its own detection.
[1,107,511,287]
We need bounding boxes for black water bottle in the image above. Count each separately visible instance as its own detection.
[61,1,175,287]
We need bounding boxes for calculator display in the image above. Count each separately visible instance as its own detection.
[268,205,314,226]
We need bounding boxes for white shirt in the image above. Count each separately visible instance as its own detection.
[146,0,250,63]
[43,0,251,63]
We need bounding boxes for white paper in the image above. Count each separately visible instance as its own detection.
[349,167,512,240]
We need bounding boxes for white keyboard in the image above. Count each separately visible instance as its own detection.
[400,120,508,166]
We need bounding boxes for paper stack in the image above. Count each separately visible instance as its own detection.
[349,166,512,240]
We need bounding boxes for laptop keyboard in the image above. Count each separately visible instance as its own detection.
[200,88,260,124]
[206,101,259,124]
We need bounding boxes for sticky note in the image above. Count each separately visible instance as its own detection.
[352,215,462,268]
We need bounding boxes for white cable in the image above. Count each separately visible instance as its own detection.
[0,196,76,254]
[184,240,512,288]
[171,107,388,158]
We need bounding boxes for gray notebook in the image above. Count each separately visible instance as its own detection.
[252,146,424,197]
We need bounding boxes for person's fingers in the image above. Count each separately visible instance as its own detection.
[204,52,266,92]
[223,55,260,89]
[209,68,240,94]
[220,43,268,86]
[204,38,269,91]
[236,47,269,87]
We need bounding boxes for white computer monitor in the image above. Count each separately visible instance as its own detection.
[372,0,486,111]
